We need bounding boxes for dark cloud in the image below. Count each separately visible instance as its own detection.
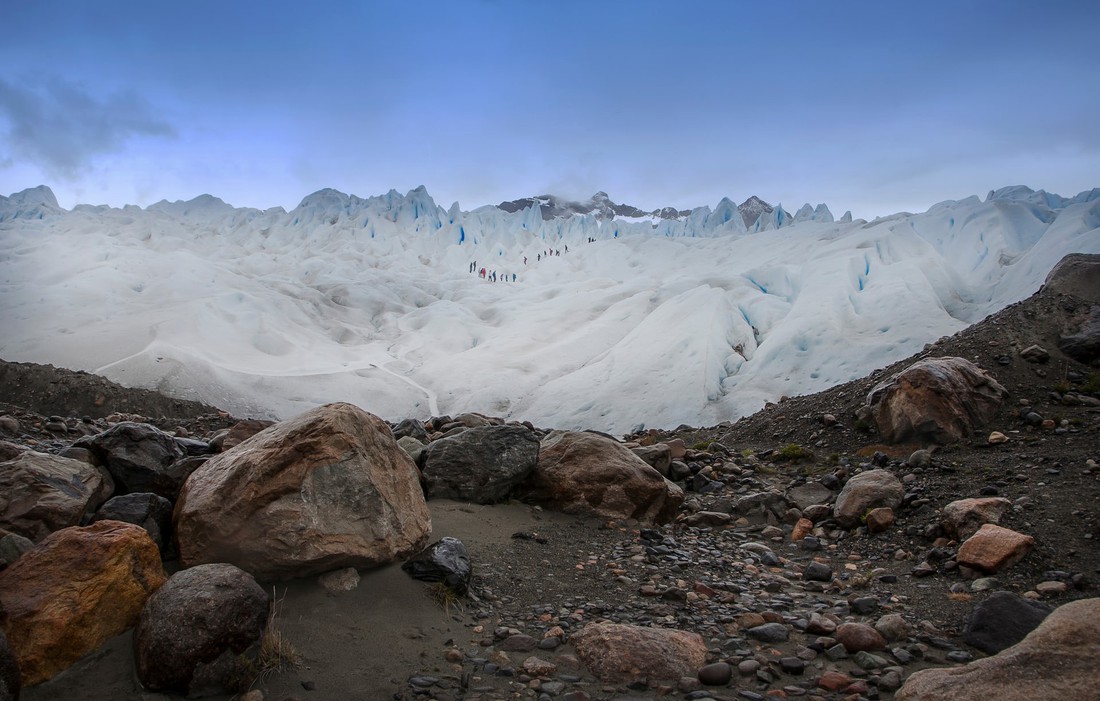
[0,78,175,178]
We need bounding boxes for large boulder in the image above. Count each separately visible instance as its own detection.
[833,470,904,528]
[92,492,174,553]
[83,422,189,499]
[0,521,166,686]
[571,622,706,684]
[864,357,1008,444]
[175,402,431,580]
[134,563,268,694]
[1059,305,1100,364]
[0,451,110,542]
[1041,252,1100,301]
[941,497,1012,540]
[516,431,683,525]
[964,591,1053,654]
[896,597,1100,701]
[421,425,540,503]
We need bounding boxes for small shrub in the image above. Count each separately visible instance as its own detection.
[692,440,714,451]
[773,443,814,463]
[427,582,463,615]
[854,418,873,434]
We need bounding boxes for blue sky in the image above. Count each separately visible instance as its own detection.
[1,0,1097,218]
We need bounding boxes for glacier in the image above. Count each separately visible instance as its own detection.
[1,183,1097,433]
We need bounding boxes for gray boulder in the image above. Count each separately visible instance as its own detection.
[833,470,904,528]
[421,425,540,503]
[93,492,174,553]
[83,422,188,499]
[0,451,110,541]
[964,591,1052,654]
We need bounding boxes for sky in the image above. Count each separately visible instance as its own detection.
[1,0,1097,219]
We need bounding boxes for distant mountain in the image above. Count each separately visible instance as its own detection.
[737,195,773,227]
[496,192,690,222]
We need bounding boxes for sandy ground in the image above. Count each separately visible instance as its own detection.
[23,499,564,701]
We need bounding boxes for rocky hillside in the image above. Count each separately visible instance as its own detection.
[0,255,1097,701]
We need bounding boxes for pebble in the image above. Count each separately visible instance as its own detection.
[698,662,732,685]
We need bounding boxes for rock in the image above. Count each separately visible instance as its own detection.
[833,470,904,528]
[392,418,429,443]
[865,507,894,533]
[864,357,1008,444]
[746,623,789,643]
[630,444,672,476]
[401,537,472,595]
[956,524,1035,574]
[803,561,833,582]
[1018,345,1049,363]
[666,438,687,459]
[0,521,166,685]
[1059,305,1100,363]
[987,431,1009,445]
[836,622,887,652]
[421,425,540,503]
[942,497,1012,540]
[896,597,1100,701]
[571,622,706,684]
[790,517,814,540]
[521,656,556,677]
[516,431,683,525]
[0,416,19,435]
[0,630,19,701]
[318,567,360,593]
[218,419,274,451]
[818,670,853,691]
[175,402,431,580]
[0,532,34,568]
[92,492,173,553]
[682,511,731,528]
[1042,253,1100,300]
[134,563,269,694]
[698,661,732,685]
[964,591,1052,654]
[396,436,427,466]
[908,449,932,468]
[787,482,833,511]
[83,422,193,500]
[0,441,22,462]
[1035,580,1067,596]
[0,451,110,542]
[806,612,837,635]
[874,613,910,643]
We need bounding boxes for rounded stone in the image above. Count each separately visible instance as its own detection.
[698,661,732,686]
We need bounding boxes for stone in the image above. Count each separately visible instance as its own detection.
[1036,580,1067,596]
[964,591,1052,654]
[786,482,832,511]
[0,532,34,568]
[0,416,19,434]
[864,357,1008,444]
[833,470,904,528]
[698,661,732,685]
[1018,345,1049,363]
[175,402,431,580]
[896,597,1100,701]
[1042,253,1100,300]
[521,656,556,677]
[218,419,274,451]
[836,622,887,652]
[0,630,19,701]
[956,524,1034,574]
[790,518,814,541]
[682,511,732,528]
[803,561,833,582]
[84,422,190,499]
[806,612,837,635]
[571,622,706,684]
[907,449,932,468]
[874,613,910,643]
[421,425,540,503]
[134,563,268,694]
[396,436,427,466]
[942,497,1012,540]
[1059,305,1100,363]
[392,418,430,443]
[0,450,110,542]
[987,431,1009,445]
[864,507,894,533]
[318,567,360,593]
[92,492,173,553]
[817,670,853,691]
[631,444,673,476]
[0,521,166,686]
[516,431,683,525]
[0,440,23,462]
[746,623,789,643]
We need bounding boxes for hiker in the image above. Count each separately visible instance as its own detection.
[523,256,527,265]
[512,273,517,282]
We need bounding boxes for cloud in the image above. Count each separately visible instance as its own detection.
[0,78,175,178]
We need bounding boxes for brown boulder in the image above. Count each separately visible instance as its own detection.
[0,521,166,686]
[956,523,1034,574]
[942,497,1012,539]
[836,622,887,652]
[516,431,683,525]
[571,622,706,683]
[833,470,904,528]
[0,450,110,542]
[175,402,431,580]
[896,597,1100,701]
[864,357,1008,444]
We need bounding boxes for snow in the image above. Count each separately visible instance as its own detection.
[1,184,1097,433]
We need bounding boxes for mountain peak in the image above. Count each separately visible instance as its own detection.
[737,195,773,228]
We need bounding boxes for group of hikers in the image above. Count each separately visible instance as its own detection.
[467,243,578,284]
